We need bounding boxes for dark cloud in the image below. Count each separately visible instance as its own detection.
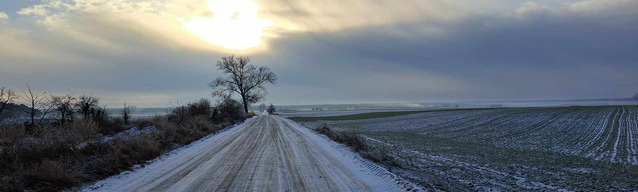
[258,5,638,103]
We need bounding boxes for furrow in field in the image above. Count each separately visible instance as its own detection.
[581,107,615,156]
[422,110,515,137]
[588,107,619,159]
[553,108,599,154]
[599,107,624,160]
[573,107,612,155]
[626,107,637,164]
[611,107,623,162]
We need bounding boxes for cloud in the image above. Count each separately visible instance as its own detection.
[0,12,8,20]
[512,2,551,18]
[255,0,638,103]
[565,0,638,16]
[15,0,214,53]
[257,0,478,32]
[1,0,637,106]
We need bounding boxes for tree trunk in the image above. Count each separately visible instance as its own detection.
[0,105,6,117]
[30,106,35,125]
[61,109,66,125]
[241,95,249,114]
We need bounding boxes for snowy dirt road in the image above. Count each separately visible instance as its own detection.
[85,115,415,192]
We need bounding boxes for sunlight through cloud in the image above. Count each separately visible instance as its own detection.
[185,0,273,50]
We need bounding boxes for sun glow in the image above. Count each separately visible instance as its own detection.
[185,0,273,50]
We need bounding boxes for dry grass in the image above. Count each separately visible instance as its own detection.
[0,115,243,191]
[315,123,365,152]
[23,160,74,191]
[314,123,403,169]
[0,98,248,191]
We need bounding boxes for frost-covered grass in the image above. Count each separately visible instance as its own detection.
[298,105,638,191]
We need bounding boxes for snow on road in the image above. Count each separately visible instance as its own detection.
[84,115,417,192]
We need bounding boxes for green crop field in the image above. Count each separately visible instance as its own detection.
[295,106,638,191]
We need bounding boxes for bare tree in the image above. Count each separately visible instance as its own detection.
[52,95,76,125]
[122,103,135,125]
[37,94,56,124]
[267,104,276,115]
[76,95,99,119]
[0,87,18,118]
[91,105,110,127]
[210,56,277,113]
[170,100,187,124]
[19,85,48,125]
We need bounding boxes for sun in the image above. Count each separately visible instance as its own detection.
[185,0,273,50]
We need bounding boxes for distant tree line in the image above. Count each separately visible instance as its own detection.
[0,85,121,126]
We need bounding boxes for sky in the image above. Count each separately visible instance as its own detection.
[0,0,637,107]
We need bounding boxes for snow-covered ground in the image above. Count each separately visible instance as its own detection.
[320,106,638,165]
[308,106,638,191]
[83,115,419,191]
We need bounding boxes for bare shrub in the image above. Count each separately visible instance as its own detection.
[169,99,214,124]
[314,123,365,152]
[187,99,213,118]
[135,115,164,129]
[160,117,201,145]
[12,133,73,165]
[0,94,246,191]
[315,122,339,139]
[338,132,366,152]
[23,159,74,190]
[65,120,100,144]
[0,124,26,145]
[267,104,276,115]
[313,123,403,169]
[84,147,131,178]
[360,146,403,168]
[51,95,76,125]
[122,103,135,126]
[120,134,163,162]
[75,95,99,119]
[213,97,244,124]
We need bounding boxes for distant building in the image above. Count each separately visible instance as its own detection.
[634,93,638,99]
